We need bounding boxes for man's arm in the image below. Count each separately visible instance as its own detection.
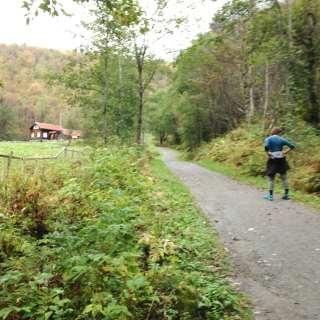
[264,138,272,157]
[282,138,296,155]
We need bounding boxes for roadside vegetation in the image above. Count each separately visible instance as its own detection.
[0,143,251,320]
[146,0,320,208]
[195,122,320,209]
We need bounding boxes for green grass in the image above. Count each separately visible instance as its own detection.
[0,141,83,179]
[0,141,66,157]
[198,159,320,211]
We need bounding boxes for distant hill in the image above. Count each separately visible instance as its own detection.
[0,43,78,139]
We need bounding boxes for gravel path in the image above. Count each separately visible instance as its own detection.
[160,148,320,320]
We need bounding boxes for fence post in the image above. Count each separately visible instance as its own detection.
[5,151,13,181]
[64,147,67,158]
[2,158,5,182]
[21,157,25,175]
[3,151,13,201]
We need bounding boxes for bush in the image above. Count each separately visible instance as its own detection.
[196,121,320,196]
[0,146,250,320]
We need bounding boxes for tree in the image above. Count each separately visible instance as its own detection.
[292,0,320,125]
[0,99,17,140]
[126,0,184,144]
[22,0,141,26]
[0,44,76,139]
[148,0,320,151]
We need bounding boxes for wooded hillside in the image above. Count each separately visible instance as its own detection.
[0,44,79,139]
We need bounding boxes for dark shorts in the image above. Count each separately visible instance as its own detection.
[266,158,290,177]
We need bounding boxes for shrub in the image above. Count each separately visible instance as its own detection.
[197,121,320,196]
[0,146,250,320]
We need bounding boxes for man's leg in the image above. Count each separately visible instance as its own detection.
[280,173,290,199]
[265,175,275,200]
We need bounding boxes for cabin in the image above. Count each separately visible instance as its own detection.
[62,129,82,140]
[30,122,82,140]
[30,122,63,140]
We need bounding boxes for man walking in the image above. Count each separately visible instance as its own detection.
[264,127,296,201]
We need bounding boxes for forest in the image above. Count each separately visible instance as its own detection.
[149,0,320,147]
[0,44,81,139]
[3,0,319,147]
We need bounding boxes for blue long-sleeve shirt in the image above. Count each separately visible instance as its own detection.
[264,135,296,152]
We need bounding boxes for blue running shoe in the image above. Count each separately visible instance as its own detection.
[264,194,273,201]
[282,194,290,200]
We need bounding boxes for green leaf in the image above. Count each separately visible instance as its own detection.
[0,307,18,320]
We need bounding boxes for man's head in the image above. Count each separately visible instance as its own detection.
[271,127,284,135]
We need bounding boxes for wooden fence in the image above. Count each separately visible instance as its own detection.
[0,147,82,184]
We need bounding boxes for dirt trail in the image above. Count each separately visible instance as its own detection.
[160,148,320,320]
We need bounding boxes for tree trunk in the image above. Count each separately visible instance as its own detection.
[136,58,144,145]
[247,66,255,122]
[306,11,319,125]
[263,62,270,127]
[102,54,109,144]
[117,55,124,138]
[306,48,319,125]
[287,0,293,49]
[134,43,147,145]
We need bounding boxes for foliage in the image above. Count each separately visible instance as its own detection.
[53,50,139,143]
[196,120,320,199]
[0,44,81,140]
[0,144,251,319]
[147,87,179,145]
[22,0,142,26]
[148,0,320,149]
[148,32,245,149]
[0,103,17,140]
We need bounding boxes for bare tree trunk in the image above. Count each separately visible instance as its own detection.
[285,0,295,110]
[305,9,319,125]
[134,43,147,145]
[102,54,108,144]
[136,55,144,145]
[117,54,125,138]
[263,62,270,128]
[118,55,124,106]
[136,77,143,145]
[246,0,257,123]
[286,0,293,49]
[247,66,255,122]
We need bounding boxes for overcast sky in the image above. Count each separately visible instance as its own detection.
[0,0,228,60]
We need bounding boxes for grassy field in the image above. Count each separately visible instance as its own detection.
[0,141,83,180]
[0,141,67,157]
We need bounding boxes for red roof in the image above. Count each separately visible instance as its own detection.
[31,122,63,131]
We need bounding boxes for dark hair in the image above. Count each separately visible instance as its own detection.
[271,127,284,135]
